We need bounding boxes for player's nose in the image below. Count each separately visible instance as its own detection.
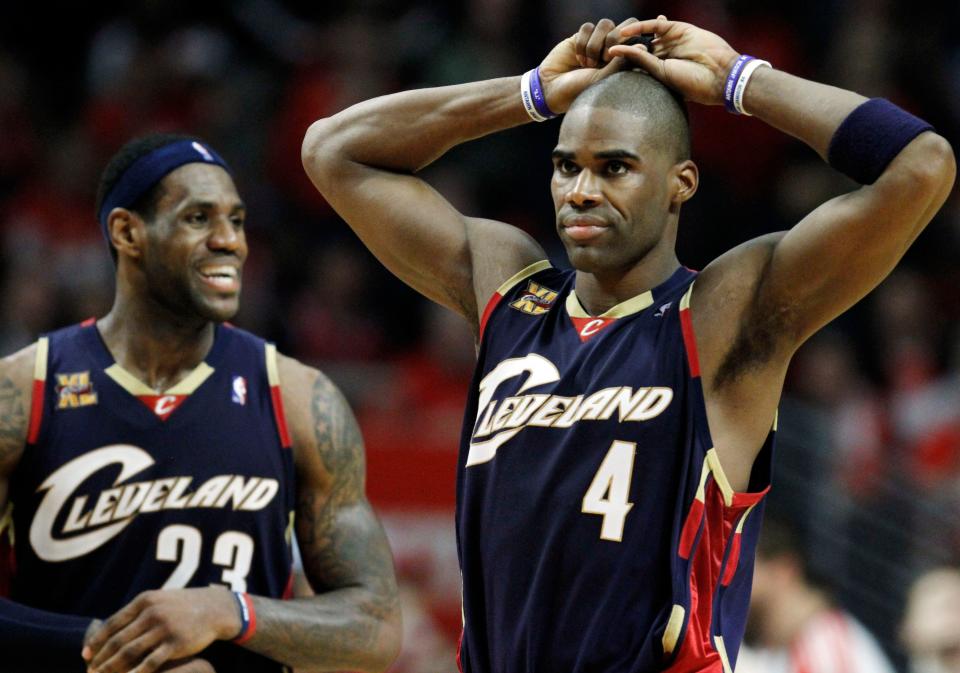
[566,169,602,207]
[207,216,244,253]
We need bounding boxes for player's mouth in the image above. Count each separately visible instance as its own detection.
[562,215,610,242]
[197,265,241,293]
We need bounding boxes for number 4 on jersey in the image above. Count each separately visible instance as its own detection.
[581,440,637,542]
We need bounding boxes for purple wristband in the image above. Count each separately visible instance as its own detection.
[723,55,752,113]
[530,67,557,119]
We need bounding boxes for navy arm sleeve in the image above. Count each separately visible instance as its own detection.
[0,598,93,672]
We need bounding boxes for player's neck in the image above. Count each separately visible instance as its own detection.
[574,252,680,316]
[97,301,215,393]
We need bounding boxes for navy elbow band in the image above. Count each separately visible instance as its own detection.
[827,98,933,185]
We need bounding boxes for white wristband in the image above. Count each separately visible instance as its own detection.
[520,69,547,122]
[733,59,771,116]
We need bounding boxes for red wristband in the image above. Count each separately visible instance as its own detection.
[232,591,257,644]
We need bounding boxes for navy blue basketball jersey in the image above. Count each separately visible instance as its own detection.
[457,262,774,673]
[9,321,295,672]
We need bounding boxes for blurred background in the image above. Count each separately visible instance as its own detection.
[2,0,958,670]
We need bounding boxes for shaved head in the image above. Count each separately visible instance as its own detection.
[569,70,690,162]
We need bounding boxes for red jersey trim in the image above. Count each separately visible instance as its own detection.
[265,343,292,448]
[479,260,553,341]
[479,292,504,340]
[26,337,49,444]
[678,284,700,378]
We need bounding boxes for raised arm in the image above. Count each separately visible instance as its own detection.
[612,18,955,349]
[608,18,955,489]
[301,20,634,330]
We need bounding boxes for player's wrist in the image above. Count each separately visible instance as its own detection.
[721,54,771,114]
[520,67,560,122]
[229,590,258,644]
[207,586,245,641]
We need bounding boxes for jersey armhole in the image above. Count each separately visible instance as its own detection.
[26,337,49,445]
[265,343,292,449]
[678,284,701,378]
[478,259,552,340]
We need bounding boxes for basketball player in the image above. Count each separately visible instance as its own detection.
[0,134,401,673]
[301,14,955,673]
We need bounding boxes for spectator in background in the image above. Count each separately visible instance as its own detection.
[738,518,896,673]
[901,567,960,673]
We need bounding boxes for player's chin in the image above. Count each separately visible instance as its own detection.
[564,243,612,273]
[195,293,241,323]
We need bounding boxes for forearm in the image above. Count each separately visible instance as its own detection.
[304,76,529,176]
[741,67,867,160]
[242,588,400,673]
[0,597,93,671]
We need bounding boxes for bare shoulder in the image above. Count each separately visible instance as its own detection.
[465,217,548,331]
[0,341,39,474]
[275,354,364,494]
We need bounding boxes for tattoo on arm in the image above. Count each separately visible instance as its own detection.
[249,372,399,669]
[0,377,27,465]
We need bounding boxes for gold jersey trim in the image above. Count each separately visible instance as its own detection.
[566,288,655,320]
[105,362,215,397]
[662,604,686,654]
[34,337,49,381]
[714,635,734,673]
[494,260,552,297]
[266,343,281,388]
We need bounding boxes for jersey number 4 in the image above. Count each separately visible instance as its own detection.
[156,525,254,591]
[581,440,637,542]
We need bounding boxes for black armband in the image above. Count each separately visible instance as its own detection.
[827,98,933,185]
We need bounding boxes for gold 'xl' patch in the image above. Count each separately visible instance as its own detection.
[56,372,98,409]
[510,281,558,316]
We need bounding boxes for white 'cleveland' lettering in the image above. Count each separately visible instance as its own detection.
[30,444,279,562]
[466,354,673,467]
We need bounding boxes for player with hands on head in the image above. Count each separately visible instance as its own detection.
[302,15,954,673]
[0,133,401,673]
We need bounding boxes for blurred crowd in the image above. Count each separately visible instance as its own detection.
[2,0,959,671]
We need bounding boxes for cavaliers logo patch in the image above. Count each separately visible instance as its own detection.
[56,371,98,409]
[509,281,558,316]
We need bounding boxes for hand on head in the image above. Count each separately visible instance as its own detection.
[538,15,743,111]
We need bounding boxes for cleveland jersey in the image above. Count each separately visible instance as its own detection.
[457,262,774,673]
[8,321,295,672]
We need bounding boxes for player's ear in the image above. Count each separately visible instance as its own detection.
[668,159,698,211]
[108,208,146,260]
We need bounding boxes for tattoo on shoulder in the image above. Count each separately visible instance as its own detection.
[310,373,364,496]
[0,376,27,460]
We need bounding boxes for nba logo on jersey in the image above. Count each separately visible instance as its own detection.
[232,375,247,405]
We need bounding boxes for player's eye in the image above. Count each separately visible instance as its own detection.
[606,160,628,175]
[556,159,580,174]
[185,211,208,225]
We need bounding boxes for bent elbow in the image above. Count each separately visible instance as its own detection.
[906,132,956,198]
[301,118,342,192]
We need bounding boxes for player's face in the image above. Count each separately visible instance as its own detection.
[551,106,680,275]
[141,164,248,322]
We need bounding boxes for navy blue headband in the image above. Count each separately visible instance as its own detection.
[98,139,231,240]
